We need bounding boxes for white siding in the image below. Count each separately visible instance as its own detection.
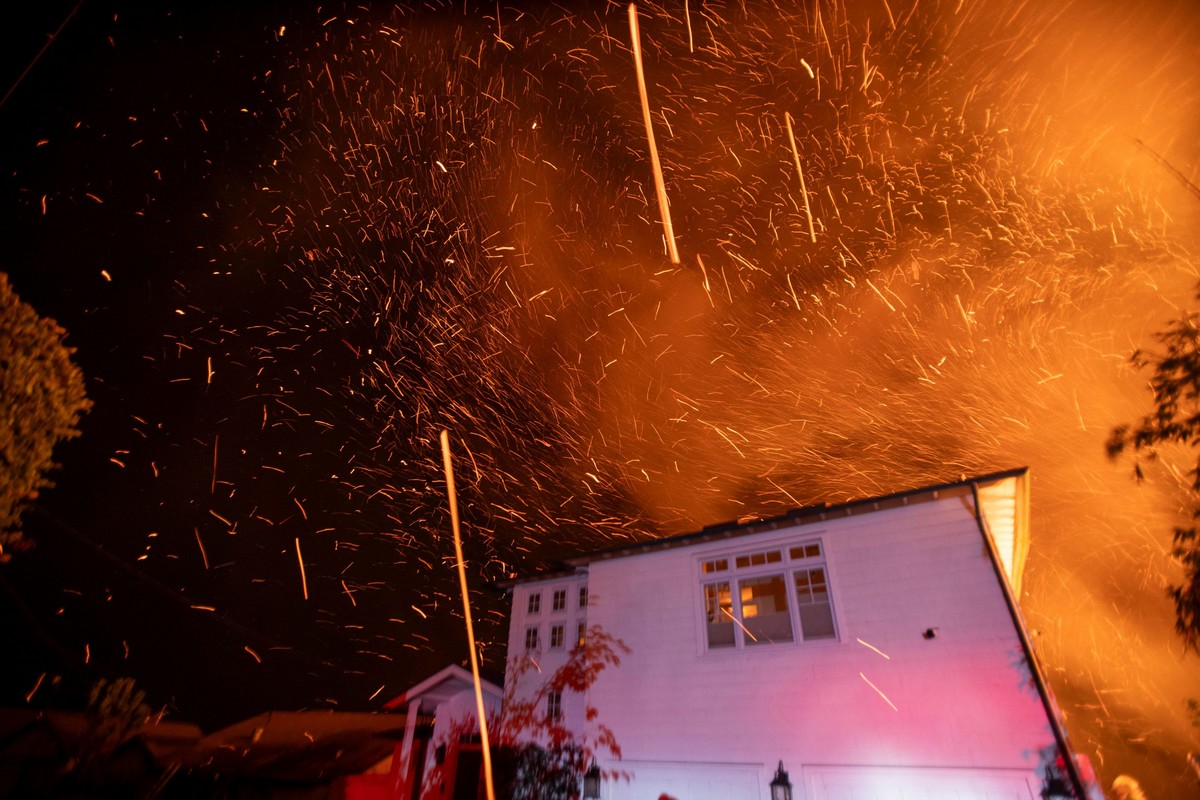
[504,574,590,735]
[583,497,1053,797]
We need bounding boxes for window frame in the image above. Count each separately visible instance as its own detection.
[524,626,539,652]
[546,690,562,721]
[696,536,838,652]
[527,592,541,615]
[552,588,567,612]
[549,623,565,649]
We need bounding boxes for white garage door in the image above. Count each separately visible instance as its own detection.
[805,765,1038,800]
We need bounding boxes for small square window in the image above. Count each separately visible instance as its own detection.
[547,690,562,721]
[550,624,565,649]
[552,589,567,611]
[524,627,539,651]
[579,586,589,608]
[789,543,822,560]
[527,592,541,614]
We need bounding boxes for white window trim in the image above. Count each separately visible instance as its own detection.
[552,588,568,612]
[694,534,840,654]
[524,625,540,652]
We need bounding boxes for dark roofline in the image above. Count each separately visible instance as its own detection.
[498,468,1029,590]
[967,481,1092,798]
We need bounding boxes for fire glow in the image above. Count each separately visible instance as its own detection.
[144,0,1200,793]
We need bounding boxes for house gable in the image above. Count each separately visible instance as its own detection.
[501,469,1094,799]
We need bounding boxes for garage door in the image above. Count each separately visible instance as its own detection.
[805,765,1037,800]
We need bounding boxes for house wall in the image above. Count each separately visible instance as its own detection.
[506,492,1059,799]
[504,573,590,734]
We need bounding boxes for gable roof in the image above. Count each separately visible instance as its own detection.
[382,664,503,712]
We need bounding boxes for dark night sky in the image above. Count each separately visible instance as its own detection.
[2,1,1200,795]
[0,1,489,724]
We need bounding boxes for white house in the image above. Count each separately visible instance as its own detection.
[502,468,1098,800]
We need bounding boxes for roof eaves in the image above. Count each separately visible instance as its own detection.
[560,467,1030,568]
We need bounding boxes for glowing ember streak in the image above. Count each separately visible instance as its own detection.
[244,646,262,663]
[440,430,495,800]
[194,528,209,570]
[25,673,45,703]
[860,672,899,711]
[295,537,309,601]
[784,112,817,244]
[628,3,680,264]
[855,638,892,659]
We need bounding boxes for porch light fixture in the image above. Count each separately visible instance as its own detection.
[583,762,601,799]
[769,761,792,800]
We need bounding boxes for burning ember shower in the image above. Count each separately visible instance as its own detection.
[7,0,1200,795]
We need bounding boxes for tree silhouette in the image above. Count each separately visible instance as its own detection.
[1108,301,1200,652]
[0,272,89,560]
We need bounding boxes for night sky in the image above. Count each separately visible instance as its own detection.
[2,1,1200,796]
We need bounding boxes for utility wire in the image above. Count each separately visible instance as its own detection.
[0,1,87,114]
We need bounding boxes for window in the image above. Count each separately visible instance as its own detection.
[576,621,586,649]
[734,549,782,569]
[704,581,735,648]
[550,623,565,649]
[700,539,836,650]
[547,690,562,721]
[527,592,541,614]
[579,586,589,608]
[794,567,836,640]
[552,589,567,612]
[524,626,539,651]
[739,573,793,645]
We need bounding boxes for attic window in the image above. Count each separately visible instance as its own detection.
[789,543,822,560]
[734,549,782,569]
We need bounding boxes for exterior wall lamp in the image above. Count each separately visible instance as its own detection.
[583,762,601,799]
[770,761,793,800]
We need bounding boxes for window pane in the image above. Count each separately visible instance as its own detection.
[550,624,564,648]
[553,589,567,611]
[528,593,541,614]
[789,543,823,560]
[794,568,836,640]
[735,550,781,569]
[704,582,735,648]
[739,574,793,645]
